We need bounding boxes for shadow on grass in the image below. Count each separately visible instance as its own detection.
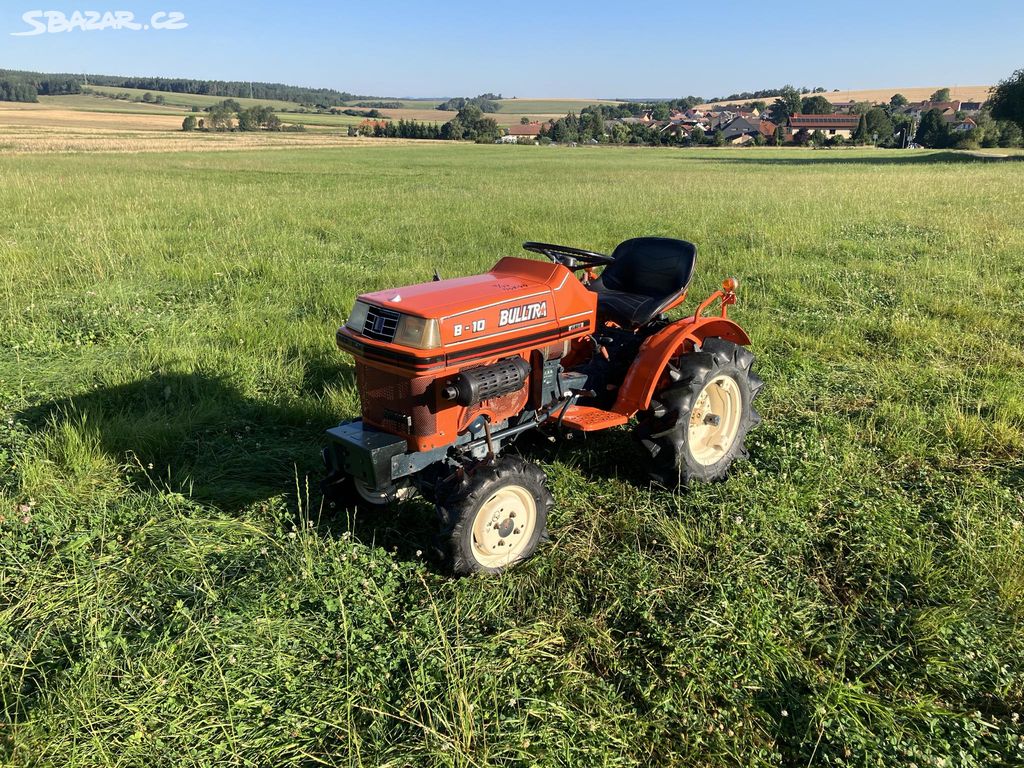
[680,150,1021,167]
[18,368,447,571]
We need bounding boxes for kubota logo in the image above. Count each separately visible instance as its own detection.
[499,301,548,327]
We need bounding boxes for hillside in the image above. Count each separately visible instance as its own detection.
[697,85,993,109]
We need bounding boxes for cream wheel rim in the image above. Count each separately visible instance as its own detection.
[687,375,742,465]
[471,485,538,568]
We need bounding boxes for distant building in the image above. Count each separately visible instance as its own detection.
[788,114,861,137]
[507,122,543,140]
[721,116,762,143]
[950,117,978,133]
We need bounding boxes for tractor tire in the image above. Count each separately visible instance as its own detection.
[635,337,763,487]
[437,456,553,576]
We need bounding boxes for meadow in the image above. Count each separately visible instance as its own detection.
[1,143,1023,767]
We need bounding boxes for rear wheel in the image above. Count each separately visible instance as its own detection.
[635,337,762,486]
[438,456,553,575]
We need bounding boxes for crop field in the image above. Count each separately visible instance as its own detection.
[1,143,1023,767]
[494,98,624,113]
[698,85,993,109]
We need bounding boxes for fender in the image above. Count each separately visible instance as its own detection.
[612,316,751,417]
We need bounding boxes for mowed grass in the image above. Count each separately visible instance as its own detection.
[1,144,1023,767]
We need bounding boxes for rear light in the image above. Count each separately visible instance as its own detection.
[345,301,371,333]
[393,315,441,350]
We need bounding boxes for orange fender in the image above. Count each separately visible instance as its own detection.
[612,316,751,417]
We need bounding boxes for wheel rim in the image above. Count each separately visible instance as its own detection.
[353,478,415,506]
[470,484,538,568]
[687,375,742,465]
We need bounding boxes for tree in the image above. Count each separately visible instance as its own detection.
[774,125,784,146]
[930,88,951,103]
[853,114,869,144]
[651,103,670,121]
[181,115,197,131]
[890,93,908,108]
[237,108,257,132]
[800,95,833,115]
[207,106,234,131]
[441,117,465,140]
[455,104,500,142]
[711,129,725,147]
[690,126,705,144]
[809,130,826,147]
[989,69,1024,133]
[520,116,531,124]
[154,94,166,105]
[142,91,154,103]
[749,100,767,112]
[768,85,802,124]
[915,109,949,148]
[998,120,1023,148]
[864,108,894,146]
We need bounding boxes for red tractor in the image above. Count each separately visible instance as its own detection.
[323,238,762,574]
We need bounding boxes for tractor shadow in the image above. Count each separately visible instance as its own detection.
[17,367,446,570]
[516,425,654,488]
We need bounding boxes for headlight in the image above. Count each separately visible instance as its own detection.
[345,301,371,333]
[393,315,441,350]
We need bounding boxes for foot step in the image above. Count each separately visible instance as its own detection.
[558,405,628,432]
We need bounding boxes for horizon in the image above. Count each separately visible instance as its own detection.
[1,1,1021,99]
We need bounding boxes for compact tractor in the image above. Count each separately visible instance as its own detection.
[323,238,762,574]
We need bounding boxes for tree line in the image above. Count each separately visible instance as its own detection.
[0,70,84,101]
[436,95,501,113]
[0,79,39,102]
[356,104,500,141]
[0,68,363,108]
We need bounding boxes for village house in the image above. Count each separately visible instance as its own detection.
[720,116,762,144]
[788,113,861,138]
[503,121,543,142]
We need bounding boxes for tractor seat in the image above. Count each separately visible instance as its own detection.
[588,237,697,329]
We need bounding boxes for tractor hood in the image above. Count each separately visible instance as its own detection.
[345,256,597,357]
[360,257,563,319]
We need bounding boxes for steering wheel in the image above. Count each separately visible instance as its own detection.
[522,242,614,270]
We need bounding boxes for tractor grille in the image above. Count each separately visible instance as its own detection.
[362,305,401,343]
[356,362,436,437]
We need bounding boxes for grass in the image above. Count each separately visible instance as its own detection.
[37,94,188,115]
[1,144,1023,767]
[86,85,303,111]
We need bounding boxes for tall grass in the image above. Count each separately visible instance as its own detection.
[1,145,1022,766]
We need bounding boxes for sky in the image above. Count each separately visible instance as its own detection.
[1,1,1022,99]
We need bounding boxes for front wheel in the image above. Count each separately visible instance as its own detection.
[438,456,553,575]
[322,472,417,514]
[635,337,763,486]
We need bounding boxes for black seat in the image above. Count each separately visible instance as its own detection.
[589,237,697,329]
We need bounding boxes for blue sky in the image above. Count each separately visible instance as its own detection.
[1,1,1021,98]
